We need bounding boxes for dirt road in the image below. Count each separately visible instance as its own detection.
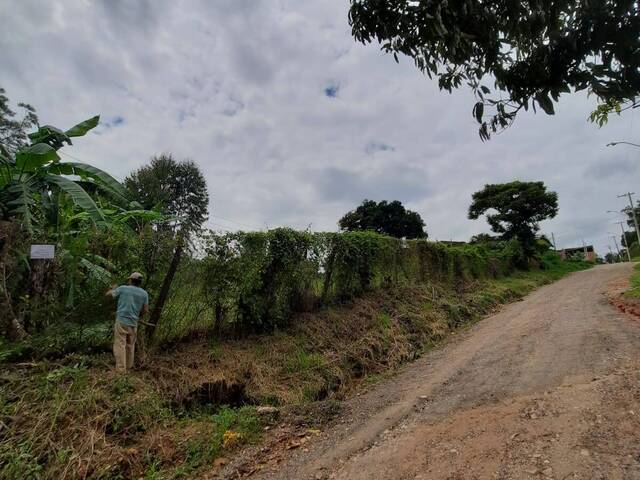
[247,264,640,480]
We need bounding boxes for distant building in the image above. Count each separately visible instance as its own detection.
[559,245,596,262]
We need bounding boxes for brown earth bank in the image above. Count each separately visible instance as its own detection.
[218,263,640,480]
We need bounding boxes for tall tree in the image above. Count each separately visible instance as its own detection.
[125,154,209,336]
[0,86,38,157]
[348,1,640,139]
[468,181,558,256]
[339,199,427,239]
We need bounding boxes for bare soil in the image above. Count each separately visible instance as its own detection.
[219,263,640,479]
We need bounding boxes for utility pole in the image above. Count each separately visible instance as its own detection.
[608,245,614,263]
[618,192,640,246]
[617,221,632,262]
[551,232,557,250]
[611,235,621,260]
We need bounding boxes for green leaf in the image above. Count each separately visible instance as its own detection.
[79,258,112,285]
[473,101,484,123]
[65,115,100,137]
[48,162,130,206]
[535,92,555,115]
[45,174,105,223]
[28,125,69,147]
[4,180,35,232]
[15,143,60,171]
[0,144,12,165]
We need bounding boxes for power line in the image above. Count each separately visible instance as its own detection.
[58,150,126,182]
[211,215,261,230]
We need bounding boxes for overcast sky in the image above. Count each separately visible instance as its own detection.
[2,0,638,256]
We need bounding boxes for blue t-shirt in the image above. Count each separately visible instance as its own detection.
[112,285,149,327]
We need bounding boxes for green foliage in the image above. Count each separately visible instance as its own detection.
[0,96,166,342]
[108,391,171,438]
[0,86,38,156]
[196,229,526,335]
[539,250,592,275]
[65,115,100,138]
[173,406,262,475]
[283,349,325,375]
[45,363,88,384]
[0,442,43,480]
[338,199,427,239]
[0,322,112,362]
[468,181,558,258]
[348,0,640,139]
[125,154,208,234]
[0,114,110,230]
[377,312,392,332]
[624,263,640,299]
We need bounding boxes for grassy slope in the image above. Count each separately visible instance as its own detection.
[624,262,640,299]
[0,256,591,479]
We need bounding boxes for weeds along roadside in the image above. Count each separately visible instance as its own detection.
[0,251,591,480]
[4,230,537,361]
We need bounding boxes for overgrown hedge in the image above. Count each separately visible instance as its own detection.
[156,228,525,338]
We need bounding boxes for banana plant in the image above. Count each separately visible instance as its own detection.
[0,115,138,233]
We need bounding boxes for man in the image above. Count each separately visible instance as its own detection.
[106,272,149,373]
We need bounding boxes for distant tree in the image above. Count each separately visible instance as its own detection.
[339,199,427,239]
[125,154,209,337]
[468,181,558,256]
[126,154,208,233]
[348,1,640,139]
[604,251,620,264]
[0,86,38,156]
[621,230,637,251]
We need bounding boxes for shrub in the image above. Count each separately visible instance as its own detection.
[197,230,527,334]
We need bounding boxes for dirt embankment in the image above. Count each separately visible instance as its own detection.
[224,263,640,480]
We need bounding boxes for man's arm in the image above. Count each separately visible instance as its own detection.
[106,284,119,297]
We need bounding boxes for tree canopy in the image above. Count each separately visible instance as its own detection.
[125,154,209,234]
[348,0,640,139]
[468,181,558,254]
[0,86,38,156]
[339,199,427,238]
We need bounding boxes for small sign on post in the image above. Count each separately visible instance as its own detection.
[30,244,55,260]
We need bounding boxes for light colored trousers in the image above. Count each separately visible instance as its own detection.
[113,321,137,372]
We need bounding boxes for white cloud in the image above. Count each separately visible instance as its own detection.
[1,0,638,256]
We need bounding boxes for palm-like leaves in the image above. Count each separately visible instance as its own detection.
[0,114,134,229]
[44,174,105,223]
[48,162,131,208]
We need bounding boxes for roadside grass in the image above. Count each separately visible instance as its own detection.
[0,254,592,479]
[624,262,640,299]
[0,361,266,480]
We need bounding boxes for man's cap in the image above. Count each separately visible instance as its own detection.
[129,272,143,280]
